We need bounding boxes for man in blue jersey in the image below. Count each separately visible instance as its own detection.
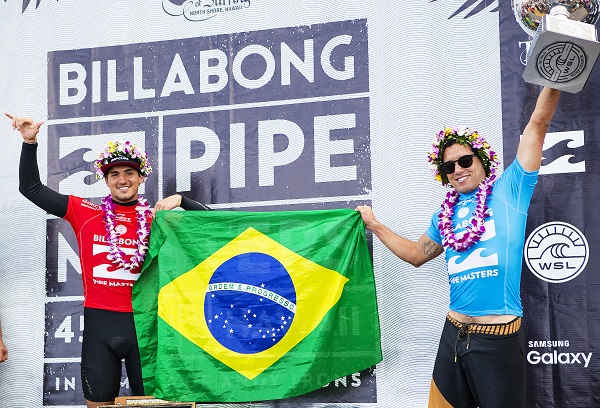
[356,86,561,408]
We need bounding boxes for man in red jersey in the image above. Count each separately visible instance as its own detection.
[7,113,209,407]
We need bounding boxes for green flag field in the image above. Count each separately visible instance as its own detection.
[133,208,382,402]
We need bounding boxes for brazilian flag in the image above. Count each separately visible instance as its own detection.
[133,208,382,402]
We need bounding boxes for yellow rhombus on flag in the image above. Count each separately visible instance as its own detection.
[133,208,382,403]
[158,227,349,380]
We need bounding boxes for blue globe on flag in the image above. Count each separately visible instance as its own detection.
[205,252,297,354]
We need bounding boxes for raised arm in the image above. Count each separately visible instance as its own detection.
[516,87,561,172]
[7,113,69,217]
[356,205,443,267]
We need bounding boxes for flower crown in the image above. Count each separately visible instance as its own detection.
[94,139,152,179]
[427,126,499,186]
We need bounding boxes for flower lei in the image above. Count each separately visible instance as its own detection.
[428,126,500,251]
[101,195,152,271]
[437,175,496,252]
[94,139,152,179]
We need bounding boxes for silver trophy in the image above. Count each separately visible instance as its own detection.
[513,0,600,93]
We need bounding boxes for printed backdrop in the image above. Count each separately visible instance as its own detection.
[0,1,597,407]
[499,2,600,407]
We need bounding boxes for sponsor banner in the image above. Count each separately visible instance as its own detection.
[162,0,252,22]
[46,118,159,204]
[1,2,509,407]
[42,18,374,405]
[43,362,133,406]
[47,19,368,120]
[161,98,371,204]
[499,2,600,406]
[45,301,83,359]
[46,218,82,297]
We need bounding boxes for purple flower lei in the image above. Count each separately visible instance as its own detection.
[101,195,152,271]
[438,174,496,252]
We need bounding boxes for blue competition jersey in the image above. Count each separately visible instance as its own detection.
[426,159,538,317]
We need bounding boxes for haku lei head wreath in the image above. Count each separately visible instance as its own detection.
[94,139,152,179]
[427,126,499,186]
[427,126,500,252]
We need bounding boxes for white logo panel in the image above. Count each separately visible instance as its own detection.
[540,131,585,175]
[525,221,589,283]
[92,243,140,281]
[448,219,498,275]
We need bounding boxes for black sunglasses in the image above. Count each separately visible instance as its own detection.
[440,154,477,174]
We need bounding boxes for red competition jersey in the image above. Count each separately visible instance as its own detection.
[64,196,151,312]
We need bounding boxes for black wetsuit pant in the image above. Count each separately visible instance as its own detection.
[428,315,525,408]
[80,307,145,402]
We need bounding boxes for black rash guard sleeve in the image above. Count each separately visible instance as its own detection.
[20,142,210,215]
[179,194,212,211]
[19,142,69,218]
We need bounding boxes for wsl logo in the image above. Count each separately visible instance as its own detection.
[535,42,587,83]
[525,222,589,283]
[162,0,251,21]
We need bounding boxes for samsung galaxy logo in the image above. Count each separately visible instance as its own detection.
[528,350,592,368]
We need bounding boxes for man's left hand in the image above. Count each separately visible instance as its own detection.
[152,194,182,216]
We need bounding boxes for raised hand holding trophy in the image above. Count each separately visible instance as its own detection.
[513,0,600,93]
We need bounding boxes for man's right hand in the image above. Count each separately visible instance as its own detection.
[5,112,45,144]
[355,205,379,231]
[0,339,7,363]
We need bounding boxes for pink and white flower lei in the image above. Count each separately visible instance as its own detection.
[101,194,152,271]
[438,174,496,252]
